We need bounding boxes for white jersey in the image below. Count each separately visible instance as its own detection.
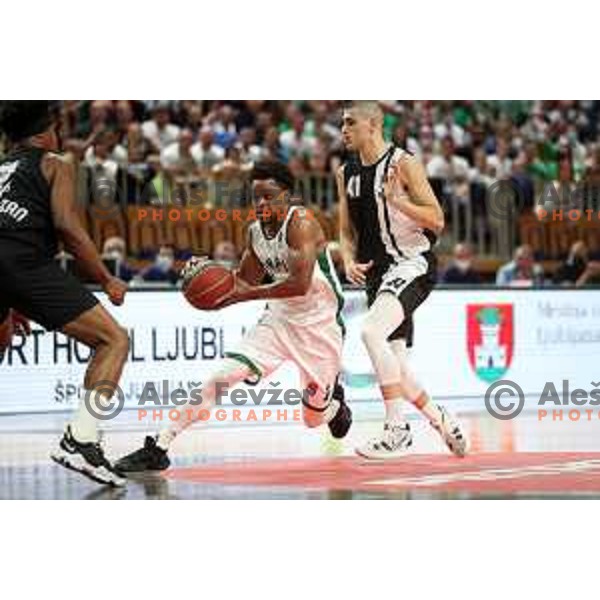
[248,206,344,328]
[382,147,433,258]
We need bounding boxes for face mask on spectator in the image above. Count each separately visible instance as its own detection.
[455,259,471,272]
[104,247,123,260]
[156,255,174,272]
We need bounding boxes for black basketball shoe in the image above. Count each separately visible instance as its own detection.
[114,436,171,473]
[51,426,126,487]
[328,382,352,439]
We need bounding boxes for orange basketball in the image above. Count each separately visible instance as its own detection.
[183,264,235,310]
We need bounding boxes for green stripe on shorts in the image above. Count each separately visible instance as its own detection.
[224,351,263,384]
[317,248,346,336]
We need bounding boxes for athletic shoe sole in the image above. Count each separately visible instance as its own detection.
[51,450,126,487]
[355,439,413,460]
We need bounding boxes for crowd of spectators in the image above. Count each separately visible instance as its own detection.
[3,100,600,287]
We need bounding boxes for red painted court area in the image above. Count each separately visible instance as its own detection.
[166,452,600,496]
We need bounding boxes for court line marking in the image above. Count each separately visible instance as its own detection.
[366,459,600,488]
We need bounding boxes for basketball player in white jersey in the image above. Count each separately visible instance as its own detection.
[338,101,467,459]
[116,161,351,472]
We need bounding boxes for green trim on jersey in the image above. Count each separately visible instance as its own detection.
[224,352,263,384]
[317,248,346,337]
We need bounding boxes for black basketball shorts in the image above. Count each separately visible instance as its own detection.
[365,252,437,348]
[0,257,99,331]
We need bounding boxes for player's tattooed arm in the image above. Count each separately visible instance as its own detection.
[44,154,127,305]
[223,216,322,306]
[385,155,445,234]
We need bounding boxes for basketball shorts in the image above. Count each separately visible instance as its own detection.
[366,252,437,347]
[0,256,99,331]
[225,309,344,419]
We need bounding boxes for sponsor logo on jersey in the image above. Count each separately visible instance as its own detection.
[0,160,29,224]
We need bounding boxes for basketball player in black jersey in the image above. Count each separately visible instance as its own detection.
[338,101,467,459]
[0,101,128,485]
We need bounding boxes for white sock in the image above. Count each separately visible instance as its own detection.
[69,389,108,442]
[157,429,175,450]
[385,398,406,425]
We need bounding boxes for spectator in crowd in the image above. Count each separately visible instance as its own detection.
[487,137,513,179]
[122,125,156,205]
[263,126,288,163]
[279,109,316,159]
[78,100,111,138]
[441,243,482,284]
[136,245,179,285]
[102,236,137,282]
[84,129,128,168]
[309,102,342,146]
[427,136,470,189]
[393,123,420,156]
[212,145,251,178]
[212,240,239,267]
[84,131,125,208]
[8,99,600,283]
[125,122,152,160]
[237,127,263,166]
[115,100,135,139]
[554,241,600,287]
[211,104,238,149]
[142,102,181,153]
[510,151,536,212]
[160,128,197,176]
[185,103,204,133]
[496,244,544,287]
[211,147,250,206]
[190,127,225,170]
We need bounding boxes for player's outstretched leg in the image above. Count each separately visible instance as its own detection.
[115,359,255,473]
[392,340,468,457]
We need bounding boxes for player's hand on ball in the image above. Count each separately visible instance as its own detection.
[103,277,128,306]
[345,260,373,286]
[209,272,249,310]
[181,255,210,288]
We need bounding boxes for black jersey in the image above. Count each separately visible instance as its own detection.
[343,145,436,267]
[0,147,58,260]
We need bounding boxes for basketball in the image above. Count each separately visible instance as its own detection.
[183,264,235,310]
